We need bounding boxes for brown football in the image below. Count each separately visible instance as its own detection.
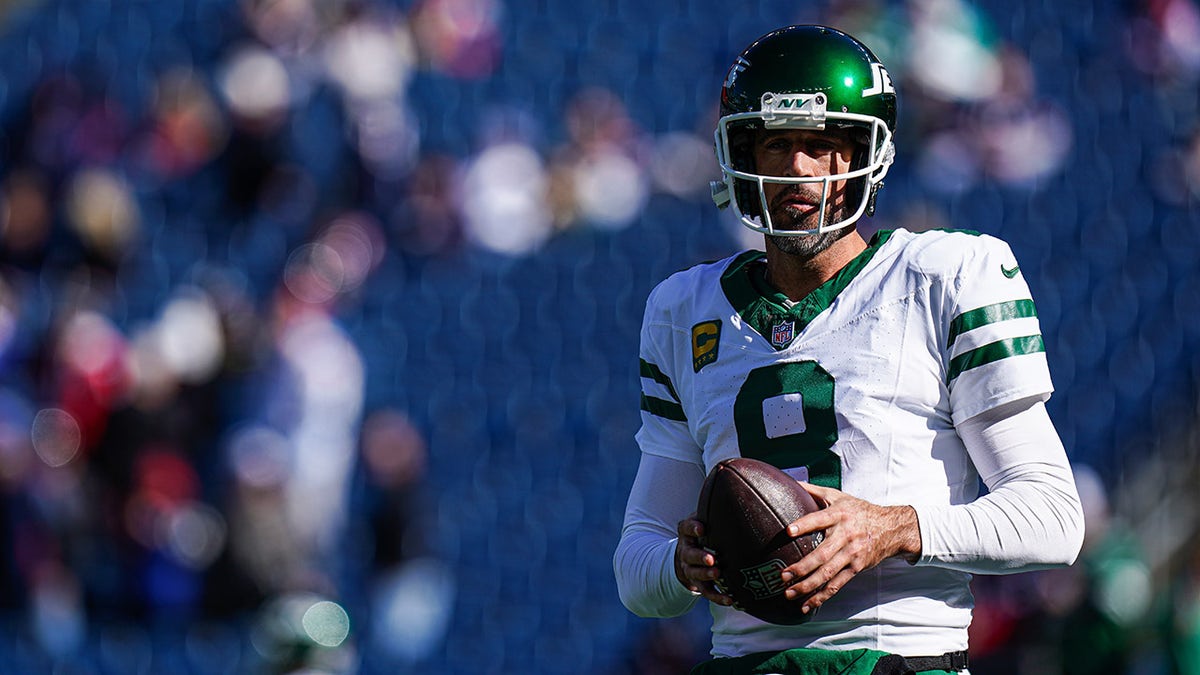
[696,457,824,625]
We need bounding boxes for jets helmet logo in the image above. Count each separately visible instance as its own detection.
[724,56,750,90]
[862,62,895,97]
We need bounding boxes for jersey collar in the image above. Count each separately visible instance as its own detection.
[721,229,895,350]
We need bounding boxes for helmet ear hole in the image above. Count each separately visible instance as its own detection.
[733,176,763,220]
[845,142,870,216]
[727,125,762,219]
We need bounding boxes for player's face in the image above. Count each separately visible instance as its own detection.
[752,128,857,233]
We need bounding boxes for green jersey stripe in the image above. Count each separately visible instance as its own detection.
[640,393,687,422]
[948,335,1045,382]
[640,358,681,402]
[947,299,1038,349]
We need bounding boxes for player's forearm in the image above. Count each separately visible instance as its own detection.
[614,452,708,617]
[614,528,699,617]
[915,399,1084,573]
[913,465,1083,572]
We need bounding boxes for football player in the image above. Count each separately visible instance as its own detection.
[614,25,1084,674]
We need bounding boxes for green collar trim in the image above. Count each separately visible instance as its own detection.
[721,230,895,350]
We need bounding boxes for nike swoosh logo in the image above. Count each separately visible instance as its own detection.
[1001,264,1020,278]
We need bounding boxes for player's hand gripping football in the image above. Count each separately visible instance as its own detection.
[674,514,735,607]
[780,484,922,615]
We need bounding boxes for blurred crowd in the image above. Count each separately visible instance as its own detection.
[1,0,1200,673]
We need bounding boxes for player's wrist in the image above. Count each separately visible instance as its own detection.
[671,538,697,592]
[889,505,922,563]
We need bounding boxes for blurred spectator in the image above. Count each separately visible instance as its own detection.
[409,0,503,79]
[323,6,421,181]
[218,44,293,135]
[245,239,366,589]
[647,131,714,200]
[51,308,130,453]
[0,168,53,265]
[390,153,464,258]
[1128,0,1200,83]
[136,67,230,180]
[64,167,141,266]
[323,8,416,103]
[461,136,552,255]
[904,4,1072,192]
[907,0,1004,103]
[973,47,1073,187]
[357,408,431,568]
[240,0,324,58]
[353,408,454,666]
[548,87,649,232]
[825,0,905,68]
[1038,466,1147,675]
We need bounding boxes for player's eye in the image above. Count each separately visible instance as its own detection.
[806,140,840,155]
[762,137,792,153]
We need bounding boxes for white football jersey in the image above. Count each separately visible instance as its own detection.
[635,228,1053,657]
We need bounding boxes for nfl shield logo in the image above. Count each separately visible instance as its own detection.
[771,320,795,348]
[740,559,789,599]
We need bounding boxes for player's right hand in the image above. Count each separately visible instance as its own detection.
[675,514,735,606]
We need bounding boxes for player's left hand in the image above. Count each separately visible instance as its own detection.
[779,483,922,615]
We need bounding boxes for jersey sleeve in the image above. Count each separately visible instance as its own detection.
[942,235,1053,426]
[615,277,708,620]
[635,279,703,464]
[913,398,1084,572]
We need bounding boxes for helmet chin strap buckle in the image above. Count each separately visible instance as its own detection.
[761,92,827,129]
[866,182,882,217]
[711,180,732,209]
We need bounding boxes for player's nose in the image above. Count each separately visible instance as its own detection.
[782,149,819,178]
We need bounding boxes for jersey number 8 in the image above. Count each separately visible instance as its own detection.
[734,361,841,488]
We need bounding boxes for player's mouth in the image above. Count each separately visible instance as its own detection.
[772,187,823,211]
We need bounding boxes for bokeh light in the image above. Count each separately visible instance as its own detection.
[30,408,81,468]
[302,600,351,648]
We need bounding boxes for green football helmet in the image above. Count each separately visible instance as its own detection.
[712,25,897,236]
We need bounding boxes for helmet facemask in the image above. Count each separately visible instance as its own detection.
[712,91,895,236]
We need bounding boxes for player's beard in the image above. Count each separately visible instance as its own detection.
[767,227,844,258]
[764,188,849,259]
